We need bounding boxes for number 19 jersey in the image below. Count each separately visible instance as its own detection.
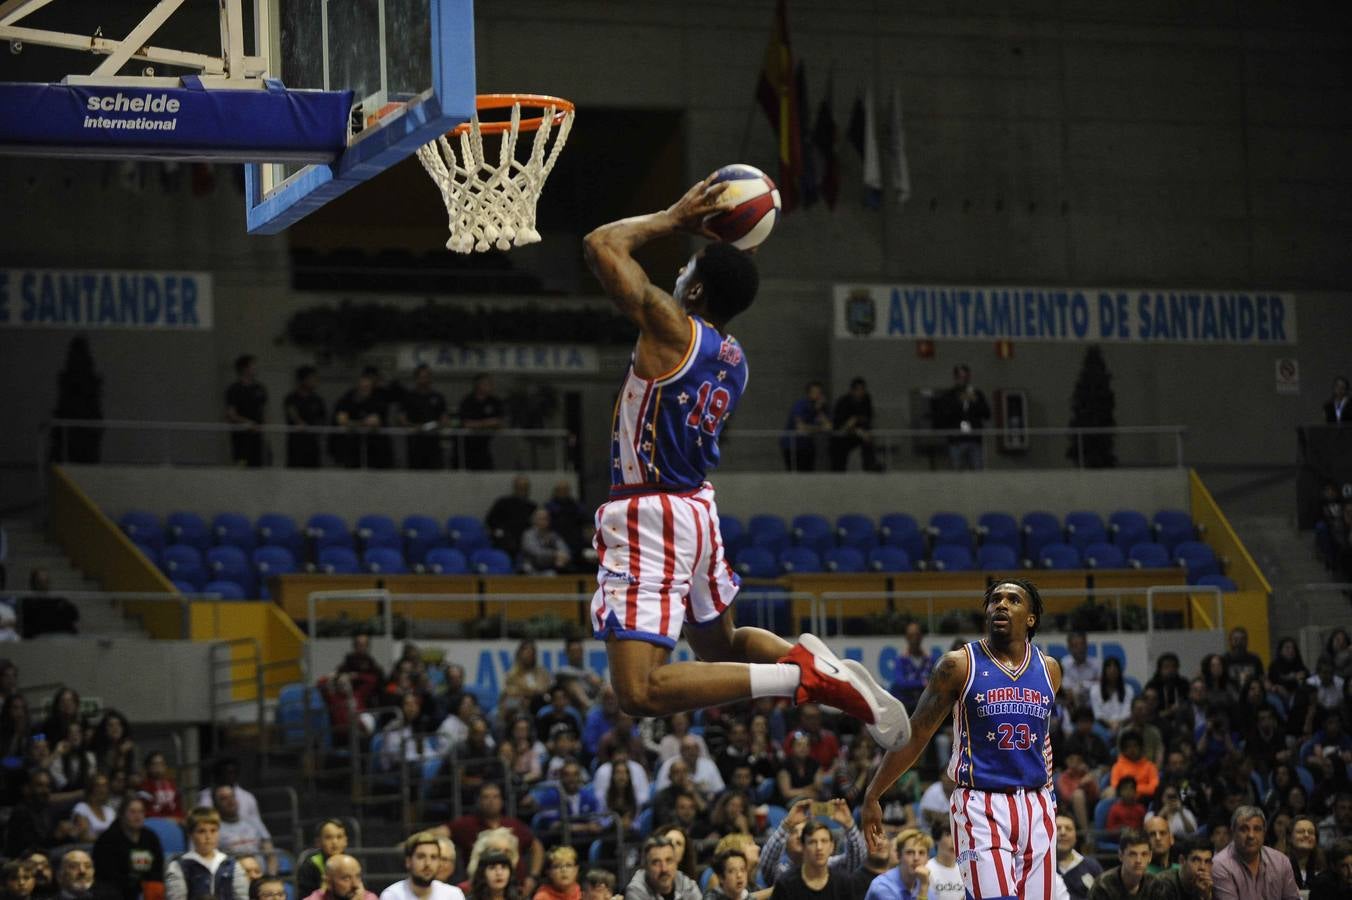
[609,316,748,494]
[947,640,1056,792]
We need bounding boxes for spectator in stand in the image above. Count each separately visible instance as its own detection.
[769,820,853,900]
[20,571,78,639]
[1055,815,1102,900]
[382,833,464,900]
[582,687,620,760]
[1106,776,1148,834]
[536,683,584,739]
[862,827,933,900]
[225,354,267,468]
[1223,628,1263,688]
[0,660,16,701]
[92,794,163,900]
[656,736,725,798]
[462,830,521,894]
[780,382,831,472]
[1155,784,1198,839]
[298,819,350,899]
[1323,628,1351,680]
[1268,639,1310,700]
[49,336,104,464]
[1155,836,1212,900]
[212,785,274,873]
[90,710,137,775]
[23,854,52,900]
[784,705,839,771]
[1056,751,1100,838]
[702,849,751,900]
[1200,655,1238,715]
[1111,731,1160,803]
[1309,839,1352,900]
[4,770,81,856]
[533,847,580,900]
[1124,698,1165,770]
[440,783,543,892]
[306,855,379,900]
[1144,816,1174,874]
[136,750,182,820]
[333,372,393,469]
[917,773,954,830]
[488,478,538,559]
[545,483,589,568]
[703,835,762,896]
[553,638,602,708]
[1,860,34,900]
[1059,633,1101,711]
[518,510,572,575]
[0,692,31,760]
[652,761,705,824]
[593,747,649,815]
[401,365,452,470]
[759,799,863,886]
[53,850,94,900]
[1288,816,1325,890]
[502,717,546,789]
[625,836,699,900]
[828,377,882,473]
[1087,828,1159,900]
[1244,705,1287,776]
[1093,657,1135,736]
[165,806,250,900]
[283,365,327,468]
[1144,653,1189,721]
[582,871,614,900]
[1324,376,1350,424]
[1211,806,1299,900]
[889,623,933,712]
[458,374,506,471]
[776,732,824,806]
[1308,659,1345,712]
[1320,793,1352,852]
[71,771,116,842]
[434,837,457,885]
[933,364,990,471]
[831,739,878,808]
[49,721,94,794]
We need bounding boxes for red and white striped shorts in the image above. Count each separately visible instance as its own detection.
[590,484,740,649]
[950,785,1057,900]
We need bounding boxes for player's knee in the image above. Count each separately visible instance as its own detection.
[613,678,663,718]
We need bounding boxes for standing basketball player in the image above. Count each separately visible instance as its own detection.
[582,175,908,748]
[861,579,1062,899]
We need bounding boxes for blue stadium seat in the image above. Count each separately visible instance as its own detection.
[212,512,256,552]
[928,512,971,549]
[977,544,1020,571]
[1083,542,1125,569]
[1128,542,1172,569]
[1109,510,1150,552]
[835,514,877,552]
[879,513,925,559]
[171,579,198,594]
[318,545,360,575]
[203,579,247,600]
[447,516,491,553]
[976,512,1020,553]
[748,515,789,555]
[163,544,206,590]
[252,546,297,599]
[824,547,866,573]
[364,547,408,574]
[1021,512,1061,560]
[307,513,353,551]
[402,515,445,563]
[166,512,210,551]
[424,547,469,575]
[1093,797,1119,852]
[356,514,402,550]
[867,546,912,573]
[206,545,254,593]
[257,513,304,557]
[135,543,161,568]
[470,548,513,575]
[1039,542,1082,570]
[779,546,822,574]
[1194,574,1237,592]
[719,515,749,559]
[1153,509,1197,552]
[930,544,974,572]
[735,547,778,579]
[1175,541,1220,581]
[1064,511,1107,551]
[119,510,164,550]
[144,817,185,857]
[791,514,834,555]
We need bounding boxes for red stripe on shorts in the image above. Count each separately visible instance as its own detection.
[1006,794,1022,887]
[963,789,981,897]
[625,498,641,632]
[1017,793,1034,897]
[658,494,675,636]
[986,792,1010,897]
[1037,790,1055,899]
[692,496,724,612]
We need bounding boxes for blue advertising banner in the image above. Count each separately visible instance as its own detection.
[835,283,1297,345]
[0,269,213,330]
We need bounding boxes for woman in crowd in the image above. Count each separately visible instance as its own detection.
[91,794,164,900]
[40,688,81,742]
[501,640,551,721]
[708,791,752,840]
[660,825,698,880]
[775,732,822,806]
[532,847,579,900]
[1143,653,1190,719]
[1200,653,1238,712]
[602,755,639,828]
[505,716,546,788]
[0,860,34,900]
[72,771,118,841]
[1264,764,1300,818]
[1091,657,1134,734]
[463,829,520,894]
[831,736,878,806]
[49,721,94,794]
[1267,810,1294,855]
[1269,638,1310,697]
[1288,815,1326,890]
[468,850,522,900]
[138,750,185,820]
[90,710,138,775]
[1323,627,1351,680]
[0,693,31,760]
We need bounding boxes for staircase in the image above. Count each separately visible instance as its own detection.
[1,518,147,637]
[1225,512,1348,641]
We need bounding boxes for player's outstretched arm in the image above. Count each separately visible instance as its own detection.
[860,648,969,840]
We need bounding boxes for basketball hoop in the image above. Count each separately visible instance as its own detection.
[416,93,575,253]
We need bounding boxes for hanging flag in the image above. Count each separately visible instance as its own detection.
[812,72,840,209]
[796,62,818,208]
[861,85,882,209]
[888,84,912,205]
[847,91,865,159]
[754,0,800,211]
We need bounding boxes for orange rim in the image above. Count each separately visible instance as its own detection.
[450,93,575,136]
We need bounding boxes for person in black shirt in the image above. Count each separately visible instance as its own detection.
[333,373,393,469]
[828,378,882,472]
[770,821,853,900]
[843,826,894,900]
[19,570,78,640]
[225,354,268,467]
[399,365,451,470]
[283,366,326,469]
[92,795,163,900]
[4,770,80,857]
[932,363,990,471]
[1223,627,1264,687]
[486,476,536,557]
[458,374,505,470]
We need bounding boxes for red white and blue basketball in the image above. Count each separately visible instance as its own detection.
[704,164,781,250]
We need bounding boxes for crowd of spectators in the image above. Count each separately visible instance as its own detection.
[2,620,1352,900]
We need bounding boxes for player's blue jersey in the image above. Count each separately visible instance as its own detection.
[609,316,748,494]
[947,640,1056,791]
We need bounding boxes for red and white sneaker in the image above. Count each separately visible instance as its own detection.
[780,634,911,750]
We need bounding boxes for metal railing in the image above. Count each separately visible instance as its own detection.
[723,424,1187,471]
[41,418,572,471]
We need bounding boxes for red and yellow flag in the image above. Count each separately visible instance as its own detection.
[755,0,800,212]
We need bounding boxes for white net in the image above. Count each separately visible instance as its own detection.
[415,99,575,253]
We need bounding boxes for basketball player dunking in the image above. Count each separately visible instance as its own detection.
[861,579,1063,899]
[582,175,908,748]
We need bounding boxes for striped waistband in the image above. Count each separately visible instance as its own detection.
[607,482,706,500]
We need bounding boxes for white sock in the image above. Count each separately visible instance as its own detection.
[749,663,801,698]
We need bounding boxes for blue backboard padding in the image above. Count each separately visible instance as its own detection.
[244,0,477,234]
[0,82,351,162]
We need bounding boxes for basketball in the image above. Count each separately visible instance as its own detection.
[704,164,781,250]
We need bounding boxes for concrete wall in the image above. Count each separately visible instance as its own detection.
[2,1,1351,508]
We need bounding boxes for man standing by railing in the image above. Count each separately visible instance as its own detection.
[225,354,267,467]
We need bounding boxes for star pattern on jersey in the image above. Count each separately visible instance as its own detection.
[987,731,997,742]
[716,370,728,381]
[645,423,655,432]
[613,458,621,469]
[982,671,990,677]
[696,436,704,447]
[642,441,653,452]
[975,693,985,703]
[678,392,690,404]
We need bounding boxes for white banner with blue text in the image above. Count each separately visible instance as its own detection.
[835,284,1296,344]
[0,268,212,329]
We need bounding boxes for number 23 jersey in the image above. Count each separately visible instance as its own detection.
[946,639,1057,792]
[609,316,748,493]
